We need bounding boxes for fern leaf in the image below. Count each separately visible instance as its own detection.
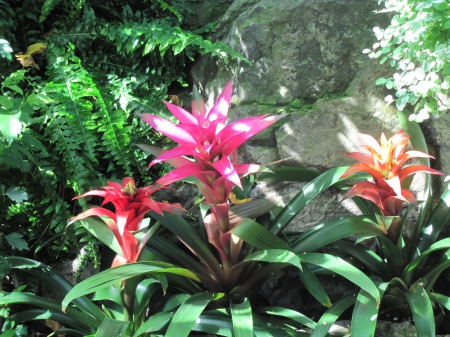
[44,44,102,194]
[39,0,62,23]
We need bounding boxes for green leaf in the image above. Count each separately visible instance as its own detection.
[298,264,332,307]
[62,262,200,311]
[76,218,122,256]
[230,218,293,251]
[416,0,434,10]
[0,292,97,332]
[255,306,316,329]
[246,250,380,303]
[0,39,13,61]
[404,286,435,337]
[133,277,161,322]
[434,2,448,10]
[300,253,380,303]
[230,298,253,337]
[0,112,22,142]
[402,237,450,285]
[268,166,350,234]
[428,292,450,310]
[7,257,106,322]
[191,311,306,337]
[5,232,29,251]
[5,85,23,96]
[415,189,450,257]
[166,292,218,337]
[375,77,387,85]
[330,240,395,280]
[350,278,388,337]
[290,216,384,254]
[311,294,356,337]
[157,214,226,284]
[133,311,174,336]
[5,186,28,202]
[95,317,131,337]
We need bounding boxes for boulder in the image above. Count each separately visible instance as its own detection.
[188,0,448,233]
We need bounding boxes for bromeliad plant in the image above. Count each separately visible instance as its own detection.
[56,81,385,336]
[327,115,450,336]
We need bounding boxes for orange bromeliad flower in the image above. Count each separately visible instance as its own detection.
[69,177,184,267]
[342,130,443,216]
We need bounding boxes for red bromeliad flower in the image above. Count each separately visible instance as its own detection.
[342,130,443,216]
[69,177,183,267]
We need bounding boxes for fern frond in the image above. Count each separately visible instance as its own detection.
[44,43,102,194]
[39,0,63,23]
[101,19,251,64]
[51,5,97,53]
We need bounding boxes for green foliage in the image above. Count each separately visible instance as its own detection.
[366,0,450,122]
[0,0,247,260]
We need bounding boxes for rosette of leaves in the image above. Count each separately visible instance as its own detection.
[328,111,450,336]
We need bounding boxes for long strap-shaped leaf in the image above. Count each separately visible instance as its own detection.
[268,166,350,234]
[230,218,293,251]
[77,218,122,255]
[413,250,450,291]
[311,294,357,337]
[398,109,433,260]
[428,292,450,310]
[231,298,253,337]
[145,234,219,291]
[133,294,191,337]
[405,286,435,337]
[350,277,388,337]
[95,317,131,337]
[298,264,332,307]
[190,312,310,337]
[290,216,384,254]
[157,213,226,285]
[0,292,96,332]
[257,167,321,183]
[62,261,200,311]
[402,237,450,285]
[330,239,396,280]
[7,257,105,322]
[414,189,450,259]
[165,292,220,337]
[255,306,316,330]
[246,250,380,303]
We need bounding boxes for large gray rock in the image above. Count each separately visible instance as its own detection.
[192,0,389,105]
[188,0,449,233]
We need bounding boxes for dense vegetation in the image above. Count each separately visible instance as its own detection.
[2,1,450,336]
[366,0,450,122]
[0,0,246,262]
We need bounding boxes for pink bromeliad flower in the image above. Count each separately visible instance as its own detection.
[138,81,283,270]
[138,81,282,222]
[69,177,184,267]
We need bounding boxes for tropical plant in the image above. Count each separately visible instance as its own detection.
[326,111,450,336]
[0,0,249,260]
[366,0,450,122]
[59,81,384,337]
